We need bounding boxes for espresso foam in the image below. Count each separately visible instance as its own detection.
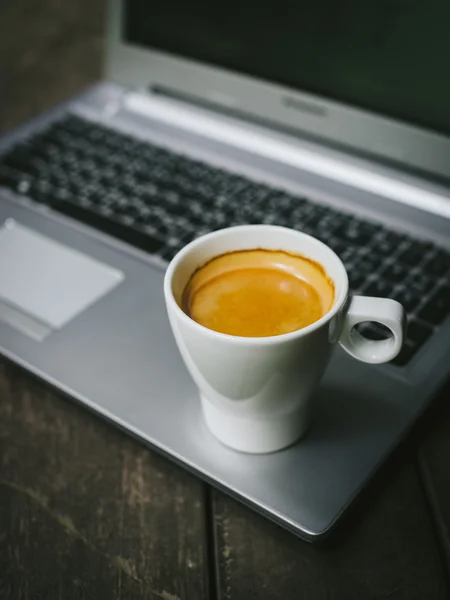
[182,249,334,337]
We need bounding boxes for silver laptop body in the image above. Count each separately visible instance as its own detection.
[1,0,449,540]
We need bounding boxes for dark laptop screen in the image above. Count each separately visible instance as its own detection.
[124,0,450,137]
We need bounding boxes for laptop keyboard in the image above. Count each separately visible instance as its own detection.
[0,115,449,366]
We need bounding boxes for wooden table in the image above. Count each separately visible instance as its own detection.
[1,2,450,598]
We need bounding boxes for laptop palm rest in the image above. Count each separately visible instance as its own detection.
[0,220,123,339]
[1,200,447,541]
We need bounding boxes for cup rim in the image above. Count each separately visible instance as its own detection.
[164,225,349,345]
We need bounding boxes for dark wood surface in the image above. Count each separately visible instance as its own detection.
[1,2,450,598]
[0,364,210,600]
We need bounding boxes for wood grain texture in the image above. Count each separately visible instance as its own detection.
[0,0,107,134]
[418,382,450,579]
[0,362,210,600]
[212,444,448,600]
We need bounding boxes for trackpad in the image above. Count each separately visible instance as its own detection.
[0,220,124,330]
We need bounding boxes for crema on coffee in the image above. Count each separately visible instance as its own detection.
[182,249,334,337]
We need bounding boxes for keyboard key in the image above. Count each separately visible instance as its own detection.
[336,221,374,246]
[326,238,346,256]
[348,271,366,291]
[354,254,382,274]
[160,245,179,261]
[373,235,401,257]
[398,241,432,266]
[391,288,421,313]
[392,342,418,367]
[378,229,407,246]
[406,320,433,345]
[0,166,25,190]
[2,149,33,171]
[357,220,382,236]
[426,250,450,278]
[418,284,450,325]
[409,273,437,295]
[364,279,394,298]
[383,262,410,283]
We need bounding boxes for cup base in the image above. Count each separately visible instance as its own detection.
[200,394,311,453]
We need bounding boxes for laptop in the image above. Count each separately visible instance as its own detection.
[1,0,449,541]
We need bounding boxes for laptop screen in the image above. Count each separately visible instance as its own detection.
[124,0,450,138]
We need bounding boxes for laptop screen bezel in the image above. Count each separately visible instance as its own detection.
[106,0,450,182]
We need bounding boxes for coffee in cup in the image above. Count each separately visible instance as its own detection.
[164,225,405,453]
[181,249,334,337]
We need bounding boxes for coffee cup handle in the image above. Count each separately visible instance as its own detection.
[338,296,405,364]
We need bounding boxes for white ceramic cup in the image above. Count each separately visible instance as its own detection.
[164,225,405,453]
